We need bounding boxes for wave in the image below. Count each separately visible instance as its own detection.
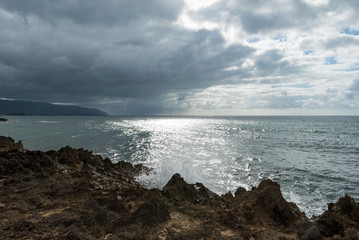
[38,121,62,124]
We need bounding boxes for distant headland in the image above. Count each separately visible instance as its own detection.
[0,99,108,116]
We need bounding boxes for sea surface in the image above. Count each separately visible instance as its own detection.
[1,116,358,216]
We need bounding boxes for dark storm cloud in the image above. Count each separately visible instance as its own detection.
[0,1,254,114]
[0,0,184,25]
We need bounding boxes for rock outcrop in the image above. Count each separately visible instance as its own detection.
[0,117,7,122]
[0,136,358,239]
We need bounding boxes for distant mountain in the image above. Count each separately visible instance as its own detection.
[0,99,108,116]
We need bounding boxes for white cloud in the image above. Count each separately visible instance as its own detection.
[170,0,359,115]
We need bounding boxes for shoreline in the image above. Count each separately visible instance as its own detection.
[0,136,358,239]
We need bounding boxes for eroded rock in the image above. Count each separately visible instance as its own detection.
[317,195,359,239]
[0,136,25,153]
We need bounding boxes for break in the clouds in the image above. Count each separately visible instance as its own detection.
[0,0,359,115]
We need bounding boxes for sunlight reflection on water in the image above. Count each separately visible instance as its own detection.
[1,116,359,216]
[107,118,264,193]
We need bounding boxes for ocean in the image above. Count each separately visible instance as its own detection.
[1,115,358,216]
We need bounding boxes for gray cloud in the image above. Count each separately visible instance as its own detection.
[263,95,305,109]
[0,0,184,25]
[194,0,328,34]
[325,35,359,49]
[0,2,254,114]
[1,0,358,115]
[239,11,292,34]
[349,79,359,92]
[253,49,300,77]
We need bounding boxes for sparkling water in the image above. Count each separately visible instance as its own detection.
[1,116,358,216]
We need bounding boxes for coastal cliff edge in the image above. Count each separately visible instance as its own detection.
[0,136,358,239]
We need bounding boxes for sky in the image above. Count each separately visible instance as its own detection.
[0,0,359,115]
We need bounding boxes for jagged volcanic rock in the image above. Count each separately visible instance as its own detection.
[0,136,358,239]
[317,195,359,239]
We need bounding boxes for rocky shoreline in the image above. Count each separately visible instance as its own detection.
[0,136,358,239]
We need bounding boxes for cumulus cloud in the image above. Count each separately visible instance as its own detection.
[0,0,359,115]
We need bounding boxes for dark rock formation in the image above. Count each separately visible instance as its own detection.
[0,117,7,122]
[0,136,358,239]
[317,195,359,239]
